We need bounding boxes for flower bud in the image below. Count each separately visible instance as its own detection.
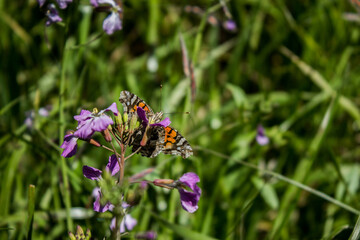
[153,179,175,189]
[115,114,123,125]
[129,114,138,132]
[123,113,128,124]
[89,139,101,147]
[102,128,112,142]
[68,232,76,240]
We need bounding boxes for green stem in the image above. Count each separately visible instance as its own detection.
[59,39,73,231]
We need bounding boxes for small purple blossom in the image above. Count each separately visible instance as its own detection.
[60,133,79,158]
[256,125,269,146]
[137,107,171,127]
[177,172,201,213]
[74,102,118,139]
[38,0,73,9]
[110,214,137,233]
[56,0,73,9]
[45,4,63,26]
[93,189,114,212]
[83,166,102,180]
[91,0,123,35]
[83,154,120,180]
[223,19,237,31]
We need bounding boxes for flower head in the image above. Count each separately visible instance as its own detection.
[38,0,73,9]
[91,0,123,35]
[93,188,114,212]
[153,172,201,213]
[256,125,269,146]
[56,0,73,9]
[177,172,201,213]
[223,19,237,31]
[46,4,63,26]
[110,214,137,233]
[74,102,118,139]
[60,132,79,158]
[83,154,120,180]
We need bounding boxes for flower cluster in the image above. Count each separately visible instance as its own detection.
[60,92,201,237]
[38,0,123,34]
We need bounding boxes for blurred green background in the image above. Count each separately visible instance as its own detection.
[2,0,360,239]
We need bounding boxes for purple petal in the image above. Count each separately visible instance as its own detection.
[91,114,113,132]
[106,154,120,176]
[179,172,200,191]
[178,189,200,213]
[56,0,73,9]
[150,117,171,127]
[93,190,113,212]
[74,110,92,123]
[74,120,95,139]
[223,19,237,31]
[60,133,78,158]
[90,0,98,7]
[123,214,137,232]
[256,125,269,146]
[137,107,148,125]
[104,102,119,116]
[38,107,50,117]
[103,12,122,35]
[38,0,46,7]
[110,214,137,233]
[83,165,102,180]
[92,187,101,198]
[45,4,63,27]
[178,172,201,213]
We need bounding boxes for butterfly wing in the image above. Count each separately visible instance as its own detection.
[119,90,154,115]
[161,126,193,158]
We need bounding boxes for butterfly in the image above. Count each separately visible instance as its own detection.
[119,90,193,158]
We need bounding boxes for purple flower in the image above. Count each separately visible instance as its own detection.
[91,0,123,35]
[256,125,269,146]
[38,0,72,9]
[60,133,79,158]
[74,102,119,139]
[137,107,171,127]
[110,214,137,233]
[45,4,63,26]
[83,154,120,180]
[38,0,46,7]
[56,0,73,9]
[135,231,157,239]
[93,188,114,212]
[83,166,102,180]
[223,19,237,31]
[177,172,201,213]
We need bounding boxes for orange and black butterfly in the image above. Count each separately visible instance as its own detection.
[119,90,193,158]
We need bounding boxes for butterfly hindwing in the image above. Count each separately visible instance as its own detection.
[162,126,193,158]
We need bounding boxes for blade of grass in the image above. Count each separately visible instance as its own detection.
[26,185,35,240]
[350,215,360,240]
[279,46,360,126]
[59,38,75,231]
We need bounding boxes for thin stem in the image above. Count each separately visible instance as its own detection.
[124,146,142,161]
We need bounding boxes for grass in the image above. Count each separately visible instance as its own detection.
[1,0,360,239]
